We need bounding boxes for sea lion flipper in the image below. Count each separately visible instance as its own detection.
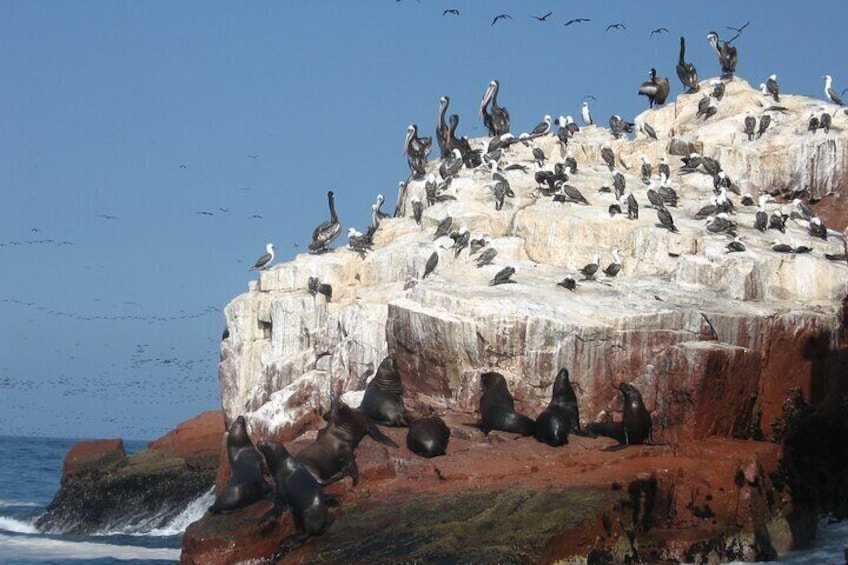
[367,423,399,448]
[324,493,341,508]
[602,442,629,452]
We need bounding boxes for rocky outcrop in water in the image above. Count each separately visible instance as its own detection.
[183,78,848,563]
[38,410,223,534]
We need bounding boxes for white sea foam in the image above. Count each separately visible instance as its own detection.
[0,516,39,534]
[143,487,215,537]
[0,499,41,508]
[0,534,179,561]
[730,518,848,565]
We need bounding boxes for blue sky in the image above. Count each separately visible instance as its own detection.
[1,1,845,440]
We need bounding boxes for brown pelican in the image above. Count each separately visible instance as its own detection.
[249,243,275,271]
[308,191,341,254]
[638,68,670,108]
[676,37,699,93]
[823,75,844,106]
[706,31,738,77]
[480,80,510,135]
[436,96,451,157]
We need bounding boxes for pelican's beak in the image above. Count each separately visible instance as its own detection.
[402,129,413,156]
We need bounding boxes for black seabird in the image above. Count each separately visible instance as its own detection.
[532,12,552,22]
[606,23,626,31]
[706,31,739,77]
[646,186,663,209]
[609,115,627,139]
[557,276,577,291]
[476,247,497,267]
[808,217,828,240]
[794,243,813,254]
[808,114,820,133]
[249,243,275,271]
[436,96,451,157]
[641,122,658,140]
[433,216,453,240]
[640,155,652,184]
[676,37,699,93]
[564,18,590,27]
[558,181,590,205]
[658,184,678,207]
[706,213,736,235]
[490,266,516,286]
[601,144,615,170]
[710,79,726,101]
[766,74,780,102]
[696,95,711,119]
[658,157,670,180]
[757,114,771,138]
[637,67,670,108]
[820,111,832,134]
[769,209,788,233]
[823,75,844,106]
[411,197,423,225]
[451,227,470,257]
[694,196,719,220]
[656,206,678,232]
[469,237,487,255]
[772,240,794,254]
[481,80,511,135]
[612,172,625,199]
[530,115,552,136]
[625,193,639,220]
[754,198,768,232]
[744,113,756,141]
[602,249,622,277]
[726,236,746,253]
[792,198,815,221]
[439,149,463,181]
[422,244,441,279]
[347,227,372,258]
[580,252,600,280]
[491,13,512,26]
[608,203,622,216]
[308,191,341,254]
[443,9,459,16]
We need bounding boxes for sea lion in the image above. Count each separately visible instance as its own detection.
[257,439,331,537]
[359,356,409,426]
[297,401,399,486]
[533,368,579,447]
[586,382,653,451]
[209,416,269,514]
[406,416,450,458]
[479,371,535,436]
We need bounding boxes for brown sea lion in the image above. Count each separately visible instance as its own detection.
[586,382,653,451]
[257,439,332,537]
[533,368,579,447]
[406,416,450,458]
[479,371,535,436]
[359,356,409,426]
[209,416,269,514]
[296,401,398,486]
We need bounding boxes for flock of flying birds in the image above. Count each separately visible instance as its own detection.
[249,21,848,293]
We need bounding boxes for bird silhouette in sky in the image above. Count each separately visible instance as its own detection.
[606,23,626,31]
[532,12,552,22]
[564,18,590,26]
[442,8,458,16]
[650,27,669,37]
[491,13,512,26]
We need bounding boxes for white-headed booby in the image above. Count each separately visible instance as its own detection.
[249,243,275,271]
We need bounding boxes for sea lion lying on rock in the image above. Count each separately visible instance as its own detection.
[297,401,398,486]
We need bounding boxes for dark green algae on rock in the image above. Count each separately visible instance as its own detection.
[277,486,621,564]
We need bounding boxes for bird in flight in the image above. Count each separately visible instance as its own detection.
[195,211,214,216]
[606,23,626,31]
[532,12,552,22]
[492,13,512,26]
[564,18,590,26]
[650,27,668,37]
[442,8,459,16]
[726,21,750,33]
[246,153,258,159]
[97,214,119,220]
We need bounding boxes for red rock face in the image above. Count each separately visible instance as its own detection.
[148,410,225,469]
[180,417,793,565]
[61,439,126,480]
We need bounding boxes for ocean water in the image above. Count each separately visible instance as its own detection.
[0,436,845,564]
[0,435,213,565]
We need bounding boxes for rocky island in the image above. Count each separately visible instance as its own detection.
[179,77,848,564]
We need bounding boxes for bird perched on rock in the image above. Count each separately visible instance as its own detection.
[820,111,832,134]
[823,75,844,106]
[603,249,622,277]
[557,276,577,291]
[601,144,615,170]
[657,206,678,232]
[580,253,600,280]
[581,100,594,125]
[757,114,771,138]
[475,247,497,267]
[638,67,670,108]
[808,113,821,133]
[743,113,756,141]
[676,36,699,93]
[249,243,275,271]
[726,237,746,253]
[766,74,780,102]
[489,266,516,286]
[706,30,739,77]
